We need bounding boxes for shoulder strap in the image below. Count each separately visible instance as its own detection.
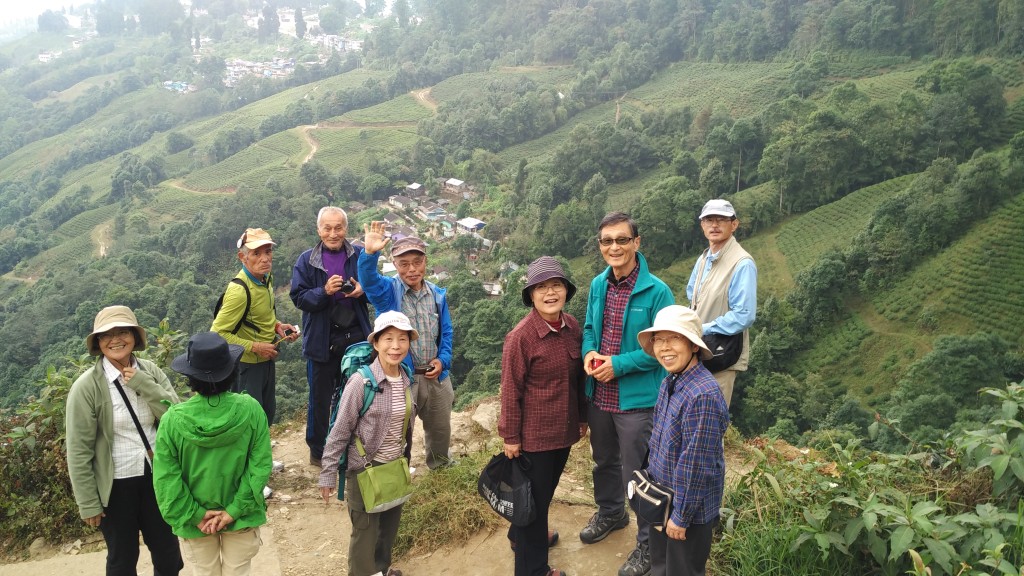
[228,278,258,335]
[110,373,154,462]
[357,365,379,417]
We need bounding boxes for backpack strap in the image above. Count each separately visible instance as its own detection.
[227,278,258,335]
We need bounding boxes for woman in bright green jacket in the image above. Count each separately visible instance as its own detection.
[153,331,272,576]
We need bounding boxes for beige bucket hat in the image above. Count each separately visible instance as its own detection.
[85,305,148,355]
[637,305,712,360]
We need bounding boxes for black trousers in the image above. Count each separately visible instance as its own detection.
[99,469,183,576]
[306,351,343,460]
[648,517,717,576]
[508,447,570,576]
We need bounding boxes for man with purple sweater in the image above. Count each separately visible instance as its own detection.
[290,206,372,467]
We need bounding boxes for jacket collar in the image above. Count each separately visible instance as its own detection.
[310,239,355,270]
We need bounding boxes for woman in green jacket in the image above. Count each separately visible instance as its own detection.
[154,331,272,576]
[65,305,183,576]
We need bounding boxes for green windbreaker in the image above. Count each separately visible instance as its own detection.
[153,392,272,539]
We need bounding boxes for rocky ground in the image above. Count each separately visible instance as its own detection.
[1,398,754,575]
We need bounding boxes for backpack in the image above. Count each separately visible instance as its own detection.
[213,278,259,335]
[327,341,412,500]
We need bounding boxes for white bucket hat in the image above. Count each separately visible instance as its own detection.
[637,305,713,360]
[367,310,420,343]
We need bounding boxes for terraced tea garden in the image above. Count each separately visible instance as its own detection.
[871,191,1024,345]
[776,174,915,276]
[339,93,434,124]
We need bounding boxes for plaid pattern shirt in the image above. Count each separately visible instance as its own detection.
[499,310,586,452]
[593,263,639,413]
[403,284,439,367]
[648,364,729,527]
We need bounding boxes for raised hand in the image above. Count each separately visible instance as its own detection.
[362,221,391,255]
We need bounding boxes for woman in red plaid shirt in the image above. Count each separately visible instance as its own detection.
[499,256,589,576]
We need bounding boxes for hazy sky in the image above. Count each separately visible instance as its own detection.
[1,1,76,25]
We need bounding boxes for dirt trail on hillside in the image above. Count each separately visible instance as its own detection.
[413,88,438,112]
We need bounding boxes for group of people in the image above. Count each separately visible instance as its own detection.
[66,306,272,576]
[64,198,756,576]
[499,201,756,576]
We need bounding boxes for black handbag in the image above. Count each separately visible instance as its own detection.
[477,453,536,527]
[628,468,674,528]
[701,332,742,372]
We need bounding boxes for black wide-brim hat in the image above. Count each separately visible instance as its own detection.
[521,255,577,306]
[171,331,244,383]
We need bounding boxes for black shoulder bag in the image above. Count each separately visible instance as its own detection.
[691,251,743,373]
[111,375,155,461]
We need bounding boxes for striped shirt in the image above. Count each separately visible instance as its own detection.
[375,375,407,462]
[403,284,439,367]
[102,357,157,479]
[648,364,729,527]
[594,262,639,413]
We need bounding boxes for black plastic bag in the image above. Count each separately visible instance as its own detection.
[477,453,536,527]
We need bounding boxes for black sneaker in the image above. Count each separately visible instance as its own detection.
[618,541,651,576]
[579,510,630,544]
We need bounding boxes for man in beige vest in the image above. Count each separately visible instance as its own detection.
[686,199,757,407]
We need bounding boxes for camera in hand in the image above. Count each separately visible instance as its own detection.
[339,280,355,294]
[284,328,295,337]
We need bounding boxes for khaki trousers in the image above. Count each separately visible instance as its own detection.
[182,528,261,576]
[710,369,737,408]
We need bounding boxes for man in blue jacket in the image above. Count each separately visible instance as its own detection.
[581,212,674,576]
[359,220,456,469]
[290,207,372,467]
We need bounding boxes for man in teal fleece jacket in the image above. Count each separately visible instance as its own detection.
[580,212,674,576]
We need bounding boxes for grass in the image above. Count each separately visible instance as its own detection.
[395,451,504,557]
[776,174,915,277]
[428,67,576,106]
[309,126,421,176]
[871,190,1024,347]
[339,93,434,124]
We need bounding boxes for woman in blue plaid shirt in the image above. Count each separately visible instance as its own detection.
[637,305,730,576]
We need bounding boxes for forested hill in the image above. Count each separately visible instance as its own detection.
[0,0,1022,449]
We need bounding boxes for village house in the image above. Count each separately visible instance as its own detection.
[382,212,405,228]
[389,195,416,210]
[429,266,451,283]
[481,281,503,297]
[347,201,368,213]
[456,217,486,235]
[437,216,457,238]
[415,201,446,221]
[405,182,424,197]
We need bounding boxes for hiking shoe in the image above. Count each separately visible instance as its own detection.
[579,510,630,544]
[618,541,651,576]
[547,570,566,576]
[309,454,322,467]
[509,530,559,551]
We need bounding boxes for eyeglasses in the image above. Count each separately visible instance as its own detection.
[701,216,735,226]
[651,334,687,346]
[598,236,635,247]
[533,281,566,294]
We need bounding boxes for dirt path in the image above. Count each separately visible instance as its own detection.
[164,179,237,195]
[299,125,320,164]
[3,399,754,576]
[412,88,438,112]
[91,222,111,259]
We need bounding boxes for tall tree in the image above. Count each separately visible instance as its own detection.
[37,10,69,33]
[295,6,306,39]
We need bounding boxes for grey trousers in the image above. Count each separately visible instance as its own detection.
[345,471,403,576]
[413,374,455,469]
[235,360,275,424]
[588,403,654,544]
